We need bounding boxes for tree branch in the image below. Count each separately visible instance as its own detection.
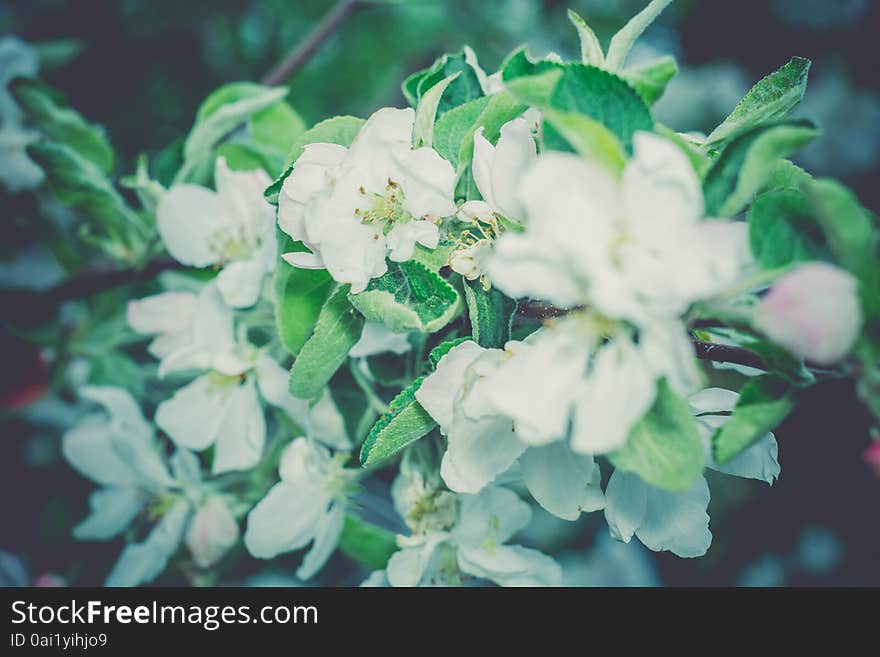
[261,0,364,86]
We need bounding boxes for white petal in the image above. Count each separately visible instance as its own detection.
[62,417,140,486]
[392,146,457,219]
[213,157,273,234]
[471,127,497,208]
[453,486,531,546]
[605,470,712,558]
[457,544,562,586]
[623,131,703,243]
[282,250,325,269]
[296,503,345,580]
[441,414,526,494]
[385,533,447,587]
[488,118,536,220]
[386,220,440,262]
[73,487,144,540]
[347,107,414,166]
[155,375,227,451]
[349,321,412,358]
[520,444,604,521]
[216,257,266,308]
[244,481,331,559]
[570,336,657,455]
[689,387,739,415]
[278,437,332,484]
[127,292,197,335]
[278,143,347,243]
[308,389,352,450]
[415,341,484,429]
[185,497,240,568]
[157,184,226,267]
[211,379,266,474]
[105,500,190,586]
[481,328,589,445]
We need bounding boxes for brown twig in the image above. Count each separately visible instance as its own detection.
[261,0,364,86]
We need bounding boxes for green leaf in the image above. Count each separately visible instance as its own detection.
[608,379,705,492]
[360,377,436,466]
[703,119,819,217]
[89,351,145,399]
[705,57,811,148]
[748,189,829,269]
[264,115,365,204]
[338,515,398,570]
[606,0,675,71]
[804,179,880,318]
[249,101,306,151]
[14,79,115,174]
[348,260,462,334]
[429,337,472,368]
[463,279,517,349]
[288,286,365,399]
[624,55,677,105]
[216,141,284,177]
[412,72,461,148]
[183,82,288,167]
[433,96,490,168]
[541,108,627,175]
[712,375,795,464]
[274,230,334,356]
[505,62,654,153]
[402,49,484,114]
[27,141,145,260]
[567,9,604,66]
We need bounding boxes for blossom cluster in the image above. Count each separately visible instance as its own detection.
[4,0,876,587]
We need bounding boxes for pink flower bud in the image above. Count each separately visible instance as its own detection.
[756,262,862,365]
[864,442,880,477]
[186,497,239,569]
[32,573,64,587]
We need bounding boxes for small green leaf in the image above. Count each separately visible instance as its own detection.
[505,61,654,153]
[274,230,334,356]
[27,141,145,260]
[348,260,462,334]
[703,119,819,217]
[608,379,705,492]
[805,179,880,319]
[429,337,472,368]
[338,515,398,570]
[705,57,811,148]
[567,9,604,66]
[624,55,677,105]
[433,96,491,168]
[606,0,675,71]
[183,82,288,168]
[413,71,461,148]
[541,108,627,175]
[360,377,436,466]
[712,375,795,464]
[264,115,365,204]
[249,101,306,151]
[216,141,284,177]
[14,79,115,174]
[748,188,829,269]
[288,286,365,399]
[463,279,517,349]
[402,49,484,113]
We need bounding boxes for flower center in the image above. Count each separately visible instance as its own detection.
[354,179,413,234]
[208,224,257,263]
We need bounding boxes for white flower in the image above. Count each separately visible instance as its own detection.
[754,262,862,365]
[471,118,536,222]
[488,131,751,324]
[0,36,42,192]
[447,118,536,284]
[61,386,199,586]
[380,468,560,587]
[244,438,351,580]
[603,387,780,557]
[185,496,240,569]
[278,107,456,293]
[416,339,604,521]
[157,157,275,308]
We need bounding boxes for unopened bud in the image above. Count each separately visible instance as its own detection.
[186,497,239,569]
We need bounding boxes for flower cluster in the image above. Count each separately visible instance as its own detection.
[9,0,876,587]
